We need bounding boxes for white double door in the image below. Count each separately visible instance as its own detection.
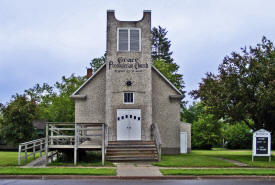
[117,109,141,140]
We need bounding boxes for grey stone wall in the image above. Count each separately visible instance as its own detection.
[105,10,152,141]
[74,67,106,123]
[152,68,181,154]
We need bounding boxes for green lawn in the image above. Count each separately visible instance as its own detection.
[0,152,42,166]
[153,149,275,167]
[49,161,114,167]
[0,167,116,175]
[161,168,275,176]
[49,151,114,167]
[193,149,275,168]
[153,153,237,167]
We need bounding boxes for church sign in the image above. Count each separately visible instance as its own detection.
[108,57,149,72]
[252,129,271,162]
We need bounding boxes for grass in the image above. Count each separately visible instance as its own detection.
[0,167,116,175]
[192,150,275,168]
[161,168,275,176]
[153,153,237,167]
[49,161,114,167]
[153,149,275,168]
[49,151,114,167]
[0,151,42,166]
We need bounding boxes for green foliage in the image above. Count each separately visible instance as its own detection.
[223,122,252,149]
[25,74,86,122]
[0,95,38,146]
[90,54,106,72]
[151,26,173,64]
[152,26,185,93]
[182,102,204,123]
[192,114,222,149]
[153,59,185,92]
[191,37,275,134]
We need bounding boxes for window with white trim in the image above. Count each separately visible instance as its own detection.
[123,92,134,104]
[118,28,141,52]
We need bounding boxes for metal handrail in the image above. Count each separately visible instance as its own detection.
[151,123,162,161]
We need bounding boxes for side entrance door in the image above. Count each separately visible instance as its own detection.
[117,109,141,140]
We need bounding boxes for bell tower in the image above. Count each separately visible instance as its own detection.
[105,10,152,141]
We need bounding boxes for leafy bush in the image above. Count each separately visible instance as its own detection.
[192,114,222,149]
[223,122,252,149]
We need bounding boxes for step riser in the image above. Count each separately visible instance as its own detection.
[106,141,158,162]
[108,141,155,145]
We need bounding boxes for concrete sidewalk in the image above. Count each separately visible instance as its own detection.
[116,163,162,176]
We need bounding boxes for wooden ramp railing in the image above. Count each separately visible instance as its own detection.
[18,138,46,165]
[45,122,108,165]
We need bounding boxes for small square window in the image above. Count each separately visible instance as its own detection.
[122,116,124,119]
[126,115,128,118]
[124,92,134,104]
[130,115,132,118]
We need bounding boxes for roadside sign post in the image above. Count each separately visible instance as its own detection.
[252,129,271,162]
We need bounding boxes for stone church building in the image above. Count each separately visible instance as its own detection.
[71,10,191,160]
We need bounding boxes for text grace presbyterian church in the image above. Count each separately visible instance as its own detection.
[71,10,191,160]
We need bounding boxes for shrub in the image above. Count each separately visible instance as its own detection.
[223,122,252,149]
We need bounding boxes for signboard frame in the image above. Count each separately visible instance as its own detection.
[252,129,271,162]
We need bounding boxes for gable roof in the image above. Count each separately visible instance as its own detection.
[152,65,183,95]
[71,63,182,96]
[72,63,106,96]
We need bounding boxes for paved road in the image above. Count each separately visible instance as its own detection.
[0,179,274,185]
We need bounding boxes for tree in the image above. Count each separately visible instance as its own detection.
[151,26,173,64]
[191,37,275,134]
[153,59,184,92]
[192,113,222,149]
[90,55,105,72]
[0,94,38,145]
[152,26,185,94]
[181,102,204,123]
[25,74,86,122]
[223,122,252,149]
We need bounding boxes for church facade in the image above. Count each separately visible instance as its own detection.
[71,10,191,155]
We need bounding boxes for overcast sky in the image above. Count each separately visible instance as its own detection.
[1,0,275,105]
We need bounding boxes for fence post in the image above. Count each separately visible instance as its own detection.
[24,145,27,161]
[40,140,42,157]
[50,125,53,145]
[74,123,78,165]
[18,145,21,165]
[45,124,49,164]
[33,143,35,159]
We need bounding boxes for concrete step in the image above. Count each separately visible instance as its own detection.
[107,152,158,157]
[106,156,158,161]
[108,141,155,145]
[107,149,157,153]
[107,144,156,148]
[106,140,158,162]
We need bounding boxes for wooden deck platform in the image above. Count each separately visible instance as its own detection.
[45,122,108,165]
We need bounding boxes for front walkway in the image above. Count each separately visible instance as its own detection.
[116,163,162,176]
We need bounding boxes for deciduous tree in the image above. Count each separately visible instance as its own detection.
[191,37,275,134]
[0,95,38,145]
